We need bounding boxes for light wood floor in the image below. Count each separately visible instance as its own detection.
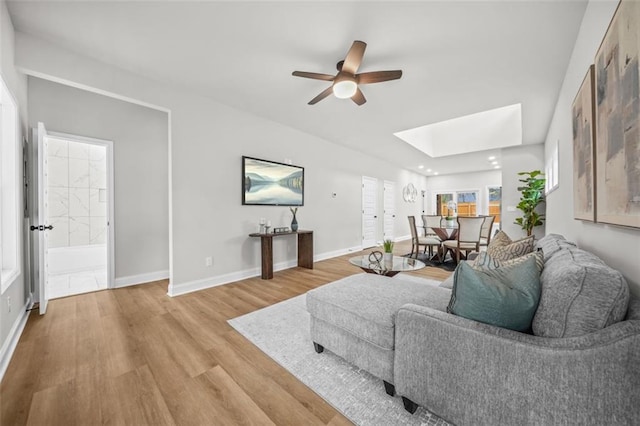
[1,240,451,425]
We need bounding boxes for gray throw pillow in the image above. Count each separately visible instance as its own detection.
[447,256,541,332]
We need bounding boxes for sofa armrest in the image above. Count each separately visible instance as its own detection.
[394,303,640,426]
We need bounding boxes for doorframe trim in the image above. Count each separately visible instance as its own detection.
[47,131,115,290]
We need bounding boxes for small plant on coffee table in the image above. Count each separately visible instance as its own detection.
[383,239,394,254]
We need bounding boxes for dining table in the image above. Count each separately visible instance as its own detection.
[430,226,458,241]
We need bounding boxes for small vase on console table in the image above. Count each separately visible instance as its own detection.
[290,207,299,232]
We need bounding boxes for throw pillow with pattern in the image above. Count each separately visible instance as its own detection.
[486,231,534,261]
[473,250,544,273]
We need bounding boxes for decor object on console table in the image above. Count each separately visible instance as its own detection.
[514,170,546,236]
[290,207,298,231]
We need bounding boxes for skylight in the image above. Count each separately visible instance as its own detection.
[393,104,523,158]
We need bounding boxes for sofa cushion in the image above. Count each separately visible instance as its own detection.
[306,273,451,350]
[447,257,541,332]
[487,231,535,261]
[532,248,630,337]
[473,250,544,273]
[534,233,577,262]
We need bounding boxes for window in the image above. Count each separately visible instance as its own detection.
[434,190,480,217]
[488,186,502,226]
[545,139,559,194]
[1,76,20,293]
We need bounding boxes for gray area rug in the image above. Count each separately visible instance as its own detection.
[228,273,451,426]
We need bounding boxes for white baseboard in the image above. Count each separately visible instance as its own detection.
[114,270,169,288]
[0,296,32,383]
[168,245,363,297]
[395,234,412,242]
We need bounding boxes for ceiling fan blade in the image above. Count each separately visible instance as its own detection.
[308,86,334,105]
[342,40,367,75]
[351,88,366,106]
[357,70,403,84]
[292,71,335,81]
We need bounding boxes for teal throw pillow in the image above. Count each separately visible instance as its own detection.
[447,256,541,332]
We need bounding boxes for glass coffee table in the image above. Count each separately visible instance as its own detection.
[349,254,425,277]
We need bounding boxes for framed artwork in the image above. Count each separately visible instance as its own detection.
[242,156,304,206]
[572,65,596,221]
[594,0,640,228]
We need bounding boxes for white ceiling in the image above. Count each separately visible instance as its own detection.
[6,0,588,176]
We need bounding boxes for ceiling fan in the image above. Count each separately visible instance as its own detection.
[292,40,402,106]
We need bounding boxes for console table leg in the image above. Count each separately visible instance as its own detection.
[297,232,314,269]
[261,236,273,279]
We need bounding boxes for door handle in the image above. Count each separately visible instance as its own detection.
[29,225,54,231]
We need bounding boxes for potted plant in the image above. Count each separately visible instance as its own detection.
[445,215,456,228]
[383,239,394,263]
[514,170,546,236]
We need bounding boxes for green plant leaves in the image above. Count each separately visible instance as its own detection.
[514,170,546,236]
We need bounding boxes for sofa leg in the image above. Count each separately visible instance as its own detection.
[313,342,324,353]
[383,380,395,396]
[402,396,418,414]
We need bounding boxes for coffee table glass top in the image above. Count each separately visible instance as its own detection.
[349,254,425,276]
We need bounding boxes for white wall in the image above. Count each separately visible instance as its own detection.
[544,0,640,295]
[500,144,545,239]
[0,0,29,376]
[15,33,428,296]
[27,77,169,280]
[423,170,501,217]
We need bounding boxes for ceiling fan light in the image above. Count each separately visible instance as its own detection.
[333,80,358,99]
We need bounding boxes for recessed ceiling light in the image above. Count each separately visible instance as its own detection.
[418,165,424,169]
[494,165,501,169]
[488,156,496,161]
[491,161,498,165]
[434,172,439,175]
[426,168,432,172]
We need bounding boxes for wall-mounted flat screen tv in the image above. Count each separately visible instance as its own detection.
[242,156,304,206]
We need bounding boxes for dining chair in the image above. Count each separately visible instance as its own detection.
[408,216,441,259]
[479,215,496,250]
[421,215,443,239]
[442,216,485,263]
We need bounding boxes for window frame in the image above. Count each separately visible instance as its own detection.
[1,75,21,294]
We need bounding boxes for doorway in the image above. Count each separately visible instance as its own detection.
[362,176,378,249]
[31,124,114,311]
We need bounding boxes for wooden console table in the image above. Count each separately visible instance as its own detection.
[249,230,313,279]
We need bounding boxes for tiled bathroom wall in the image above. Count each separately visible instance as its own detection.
[46,138,108,248]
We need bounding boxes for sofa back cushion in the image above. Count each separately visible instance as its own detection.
[532,247,630,337]
[535,233,577,262]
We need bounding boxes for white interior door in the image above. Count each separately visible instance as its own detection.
[383,180,395,240]
[362,176,378,248]
[36,122,50,315]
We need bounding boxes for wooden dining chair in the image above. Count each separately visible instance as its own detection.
[408,216,441,259]
[442,216,485,263]
[479,215,496,250]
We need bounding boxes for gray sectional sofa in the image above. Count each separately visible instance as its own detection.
[306,234,640,425]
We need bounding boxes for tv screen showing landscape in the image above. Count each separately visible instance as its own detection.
[242,156,304,206]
